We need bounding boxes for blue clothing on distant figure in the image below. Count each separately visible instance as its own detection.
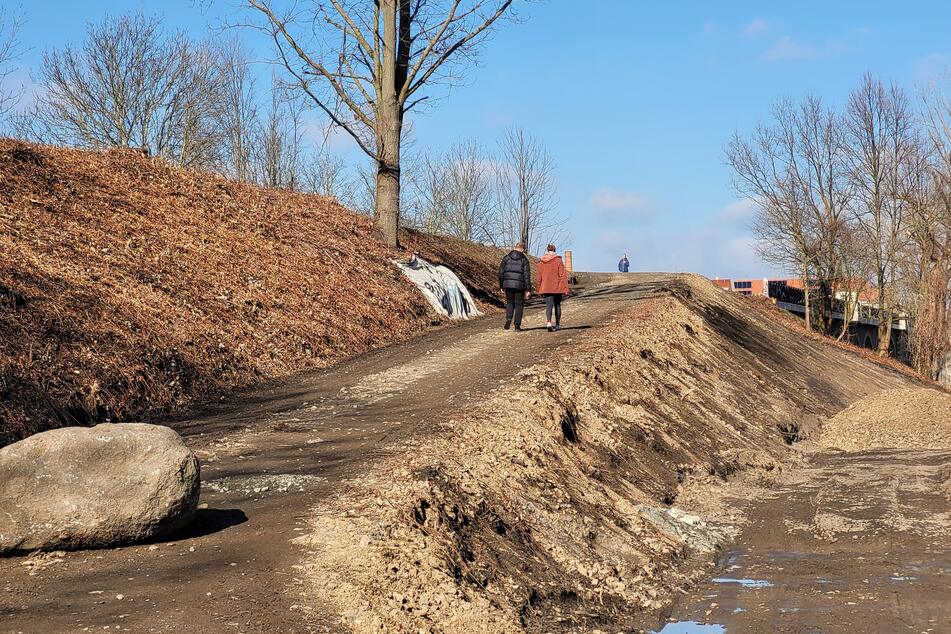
[618,257,630,273]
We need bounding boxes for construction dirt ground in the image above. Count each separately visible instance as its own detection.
[1,273,949,633]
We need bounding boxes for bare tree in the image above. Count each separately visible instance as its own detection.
[216,37,258,181]
[444,139,496,242]
[253,79,306,190]
[21,13,225,169]
[0,6,23,121]
[845,74,915,355]
[245,0,518,247]
[835,223,874,342]
[496,127,561,253]
[727,100,820,330]
[301,147,360,205]
[788,95,853,334]
[909,86,951,380]
[407,138,496,241]
[407,150,453,234]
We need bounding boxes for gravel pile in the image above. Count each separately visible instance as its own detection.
[820,388,951,451]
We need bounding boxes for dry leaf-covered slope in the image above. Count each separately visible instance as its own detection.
[0,140,504,445]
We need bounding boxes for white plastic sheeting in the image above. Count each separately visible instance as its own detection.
[394,255,483,320]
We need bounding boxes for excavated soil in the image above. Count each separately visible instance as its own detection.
[0,275,934,633]
[293,275,918,633]
[819,387,951,451]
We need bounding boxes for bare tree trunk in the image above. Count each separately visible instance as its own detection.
[374,151,401,247]
[876,275,891,356]
[802,262,812,332]
[374,1,402,248]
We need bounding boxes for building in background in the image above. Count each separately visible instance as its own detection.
[711,277,802,296]
[712,275,910,361]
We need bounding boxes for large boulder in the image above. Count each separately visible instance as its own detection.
[0,423,200,553]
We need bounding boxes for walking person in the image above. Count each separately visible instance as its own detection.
[618,253,630,273]
[537,244,570,332]
[499,242,531,332]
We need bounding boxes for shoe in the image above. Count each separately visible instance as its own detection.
[555,324,561,331]
[546,321,553,332]
[504,319,511,330]
[514,326,522,332]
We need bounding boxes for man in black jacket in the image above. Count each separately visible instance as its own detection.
[498,243,531,331]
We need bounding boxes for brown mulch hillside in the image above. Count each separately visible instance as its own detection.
[0,140,504,445]
[819,387,951,451]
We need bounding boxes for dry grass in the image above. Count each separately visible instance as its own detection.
[0,139,505,445]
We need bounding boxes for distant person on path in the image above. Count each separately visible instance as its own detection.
[618,253,630,273]
[537,244,570,332]
[499,242,531,332]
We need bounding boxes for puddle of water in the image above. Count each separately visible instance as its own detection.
[732,607,746,613]
[712,577,773,588]
[654,621,726,634]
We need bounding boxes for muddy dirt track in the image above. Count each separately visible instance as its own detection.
[2,275,948,633]
[664,449,951,634]
[0,276,663,633]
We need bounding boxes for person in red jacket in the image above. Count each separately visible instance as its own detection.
[536,244,570,332]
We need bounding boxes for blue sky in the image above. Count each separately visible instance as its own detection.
[5,1,951,276]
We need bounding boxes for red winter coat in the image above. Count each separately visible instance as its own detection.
[536,253,569,295]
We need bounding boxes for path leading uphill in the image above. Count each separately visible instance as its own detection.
[0,275,663,633]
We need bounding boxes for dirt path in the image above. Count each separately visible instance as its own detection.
[0,276,662,633]
[662,449,951,633]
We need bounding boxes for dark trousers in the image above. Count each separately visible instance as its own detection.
[505,289,525,327]
[544,293,562,325]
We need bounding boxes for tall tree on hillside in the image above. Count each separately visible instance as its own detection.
[727,100,820,330]
[245,0,518,248]
[408,139,496,242]
[254,80,306,190]
[20,13,225,168]
[496,127,560,253]
[0,6,23,121]
[216,37,259,182]
[791,95,852,334]
[910,86,951,380]
[844,74,915,356]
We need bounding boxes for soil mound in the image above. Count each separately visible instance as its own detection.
[296,276,920,633]
[0,139,504,445]
[820,388,951,451]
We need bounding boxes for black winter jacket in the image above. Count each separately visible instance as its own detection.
[499,250,531,291]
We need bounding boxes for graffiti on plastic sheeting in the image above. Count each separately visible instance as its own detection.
[396,257,482,320]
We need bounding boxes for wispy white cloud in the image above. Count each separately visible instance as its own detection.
[588,187,655,225]
[761,35,820,61]
[702,18,718,35]
[716,198,757,225]
[759,28,871,63]
[743,19,771,38]
[915,52,951,85]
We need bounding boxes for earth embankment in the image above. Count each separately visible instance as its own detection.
[0,139,505,445]
[295,274,920,632]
